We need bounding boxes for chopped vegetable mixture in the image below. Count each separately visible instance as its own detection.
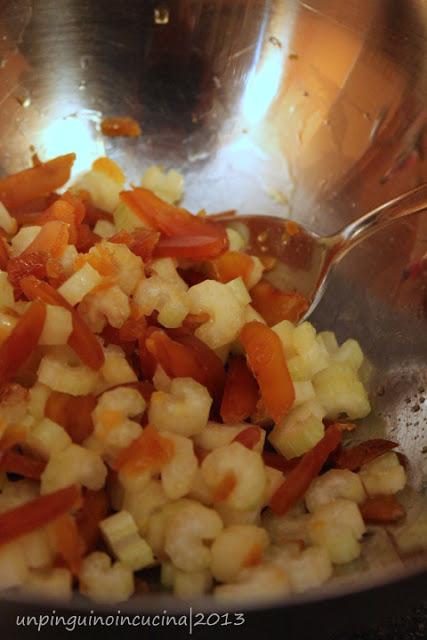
[0,154,411,603]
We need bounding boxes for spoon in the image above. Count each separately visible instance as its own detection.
[219,183,427,320]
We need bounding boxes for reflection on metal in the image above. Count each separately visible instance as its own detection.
[154,6,170,25]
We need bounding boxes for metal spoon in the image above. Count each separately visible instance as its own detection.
[220,183,427,320]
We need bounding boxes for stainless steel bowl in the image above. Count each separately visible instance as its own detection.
[1,0,426,635]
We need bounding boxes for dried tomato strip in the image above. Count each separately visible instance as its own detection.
[0,450,46,479]
[0,485,81,547]
[269,425,342,515]
[220,356,259,423]
[19,276,104,370]
[0,300,46,384]
[335,439,398,472]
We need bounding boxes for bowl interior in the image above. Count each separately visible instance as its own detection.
[0,0,426,610]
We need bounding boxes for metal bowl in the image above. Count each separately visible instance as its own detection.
[1,0,426,635]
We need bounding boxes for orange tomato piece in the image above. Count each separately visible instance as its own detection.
[19,276,105,370]
[269,425,342,516]
[35,195,84,246]
[75,244,117,277]
[335,439,398,472]
[121,188,228,259]
[0,485,81,547]
[75,489,109,552]
[146,329,225,402]
[22,220,69,260]
[173,331,226,403]
[119,314,147,342]
[211,251,255,286]
[154,233,228,260]
[0,300,46,384]
[75,223,100,252]
[0,425,28,452]
[146,329,200,377]
[220,356,259,423]
[35,199,76,226]
[101,116,142,137]
[251,280,309,326]
[232,426,262,450]
[0,450,46,480]
[51,513,85,575]
[285,220,300,236]
[240,321,295,423]
[0,154,76,211]
[101,325,136,357]
[60,191,86,225]
[45,392,97,444]
[359,495,406,524]
[110,228,160,260]
[114,425,175,474]
[7,251,48,290]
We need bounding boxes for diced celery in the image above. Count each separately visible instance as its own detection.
[226,277,251,306]
[141,165,184,204]
[293,322,316,354]
[113,201,147,232]
[333,339,364,371]
[93,219,116,238]
[100,510,155,571]
[226,227,245,252]
[317,331,338,355]
[272,320,296,359]
[58,263,102,306]
[39,305,73,345]
[313,362,370,420]
[10,226,41,256]
[0,201,17,234]
[293,381,315,407]
[269,400,325,459]
[359,452,406,496]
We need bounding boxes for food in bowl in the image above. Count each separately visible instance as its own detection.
[0,153,409,603]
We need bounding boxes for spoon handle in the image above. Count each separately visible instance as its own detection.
[331,182,427,259]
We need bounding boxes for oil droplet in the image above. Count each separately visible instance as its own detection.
[154,6,169,24]
[78,80,87,91]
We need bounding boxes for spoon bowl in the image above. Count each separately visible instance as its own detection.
[220,182,427,320]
